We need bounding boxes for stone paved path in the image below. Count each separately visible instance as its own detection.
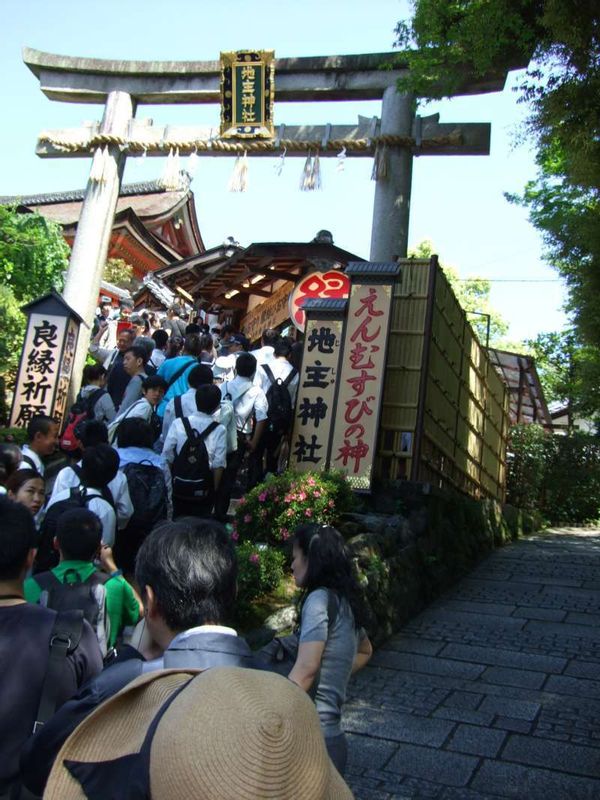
[344,528,600,800]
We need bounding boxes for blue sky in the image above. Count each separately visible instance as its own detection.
[1,0,566,342]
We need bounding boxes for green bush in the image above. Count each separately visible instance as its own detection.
[507,424,600,524]
[0,426,27,446]
[236,541,286,604]
[233,470,356,547]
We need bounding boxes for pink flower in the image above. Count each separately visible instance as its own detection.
[281,530,290,540]
[231,531,239,541]
[284,494,292,503]
[307,477,316,487]
[238,496,246,506]
[313,490,321,498]
[297,492,307,501]
[249,553,260,565]
[328,499,335,508]
[287,508,294,517]
[258,491,268,502]
[243,514,252,523]
[305,508,313,517]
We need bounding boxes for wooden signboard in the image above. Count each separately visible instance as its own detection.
[289,299,346,474]
[10,292,83,430]
[329,262,400,490]
[240,281,294,343]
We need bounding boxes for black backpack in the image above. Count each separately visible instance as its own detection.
[262,364,298,435]
[34,485,115,574]
[171,418,218,502]
[122,460,168,529]
[33,568,111,656]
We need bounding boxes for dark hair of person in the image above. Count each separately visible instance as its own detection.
[56,508,102,562]
[0,496,37,580]
[188,364,213,389]
[166,336,183,358]
[262,328,280,348]
[135,518,237,630]
[290,340,304,372]
[199,334,215,353]
[221,323,235,337]
[82,363,107,385]
[78,420,109,448]
[81,444,119,489]
[292,524,364,629]
[0,443,22,486]
[274,336,293,359]
[116,418,155,450]
[152,329,169,349]
[183,333,202,357]
[185,323,201,335]
[124,345,149,365]
[235,352,257,379]
[26,415,56,443]
[142,375,168,392]
[6,469,45,496]
[195,384,222,415]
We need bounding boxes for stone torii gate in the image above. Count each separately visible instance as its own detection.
[23,48,519,395]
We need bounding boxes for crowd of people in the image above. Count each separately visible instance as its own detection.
[0,299,372,799]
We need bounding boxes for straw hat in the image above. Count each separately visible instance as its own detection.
[44,667,353,800]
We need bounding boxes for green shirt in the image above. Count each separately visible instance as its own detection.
[25,560,140,648]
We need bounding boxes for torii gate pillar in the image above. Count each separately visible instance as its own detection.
[370,88,414,261]
[62,91,135,387]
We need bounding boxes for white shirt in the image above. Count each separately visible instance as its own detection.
[161,388,198,442]
[254,358,299,406]
[220,376,268,434]
[161,412,227,471]
[252,345,274,366]
[50,462,134,530]
[19,445,44,476]
[214,400,237,454]
[149,348,166,370]
[46,487,117,547]
[108,398,154,443]
[213,354,238,383]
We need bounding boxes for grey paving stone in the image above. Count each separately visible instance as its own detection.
[479,696,541,721]
[502,733,600,778]
[440,642,567,674]
[434,708,497,727]
[371,651,486,680]
[444,691,484,711]
[492,717,533,734]
[472,759,600,799]
[564,660,600,679]
[511,606,567,622]
[344,705,455,746]
[446,724,507,757]
[565,611,600,626]
[524,620,600,643]
[385,637,447,656]
[440,600,517,617]
[385,743,479,787]
[347,732,399,771]
[417,609,525,632]
[545,674,600,699]
[479,666,547,690]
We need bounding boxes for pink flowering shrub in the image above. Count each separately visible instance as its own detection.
[236,541,285,604]
[234,471,356,547]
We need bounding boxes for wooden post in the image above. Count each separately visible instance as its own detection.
[369,89,414,262]
[62,90,135,403]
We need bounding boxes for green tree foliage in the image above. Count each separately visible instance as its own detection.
[527,329,600,422]
[0,207,70,392]
[409,240,508,344]
[103,257,135,289]
[396,0,600,353]
[0,206,69,301]
[507,423,600,523]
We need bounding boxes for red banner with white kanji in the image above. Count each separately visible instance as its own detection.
[329,282,394,490]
